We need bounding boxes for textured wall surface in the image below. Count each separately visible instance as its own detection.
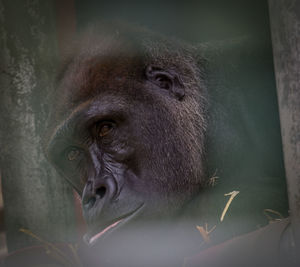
[0,0,76,251]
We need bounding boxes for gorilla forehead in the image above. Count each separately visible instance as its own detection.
[60,54,142,107]
[54,24,203,114]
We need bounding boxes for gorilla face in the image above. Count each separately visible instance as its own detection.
[45,25,207,247]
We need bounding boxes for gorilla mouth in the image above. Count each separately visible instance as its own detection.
[85,204,144,246]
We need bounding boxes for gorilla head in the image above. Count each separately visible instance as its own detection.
[45,23,208,250]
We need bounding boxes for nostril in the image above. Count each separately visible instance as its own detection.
[86,196,96,208]
[83,186,107,210]
[96,186,106,199]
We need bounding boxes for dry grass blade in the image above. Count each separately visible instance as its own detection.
[220,191,239,222]
[196,224,216,244]
[263,208,284,222]
[19,228,81,267]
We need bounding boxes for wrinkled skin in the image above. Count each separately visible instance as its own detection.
[45,24,207,266]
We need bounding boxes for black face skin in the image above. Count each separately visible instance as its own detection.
[45,23,207,265]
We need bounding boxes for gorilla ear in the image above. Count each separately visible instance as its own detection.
[145,66,185,100]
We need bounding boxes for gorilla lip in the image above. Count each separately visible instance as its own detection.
[89,219,122,244]
[86,204,144,246]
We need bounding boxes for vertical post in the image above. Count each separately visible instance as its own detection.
[268,0,300,254]
[0,174,7,256]
[0,0,77,251]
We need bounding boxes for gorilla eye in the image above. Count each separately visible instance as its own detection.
[66,147,81,161]
[98,122,114,138]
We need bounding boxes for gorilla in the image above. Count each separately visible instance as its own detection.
[44,23,288,266]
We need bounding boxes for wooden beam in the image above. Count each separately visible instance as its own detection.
[0,0,77,251]
[268,0,300,258]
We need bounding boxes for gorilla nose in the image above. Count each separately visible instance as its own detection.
[83,183,107,209]
[82,177,116,210]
